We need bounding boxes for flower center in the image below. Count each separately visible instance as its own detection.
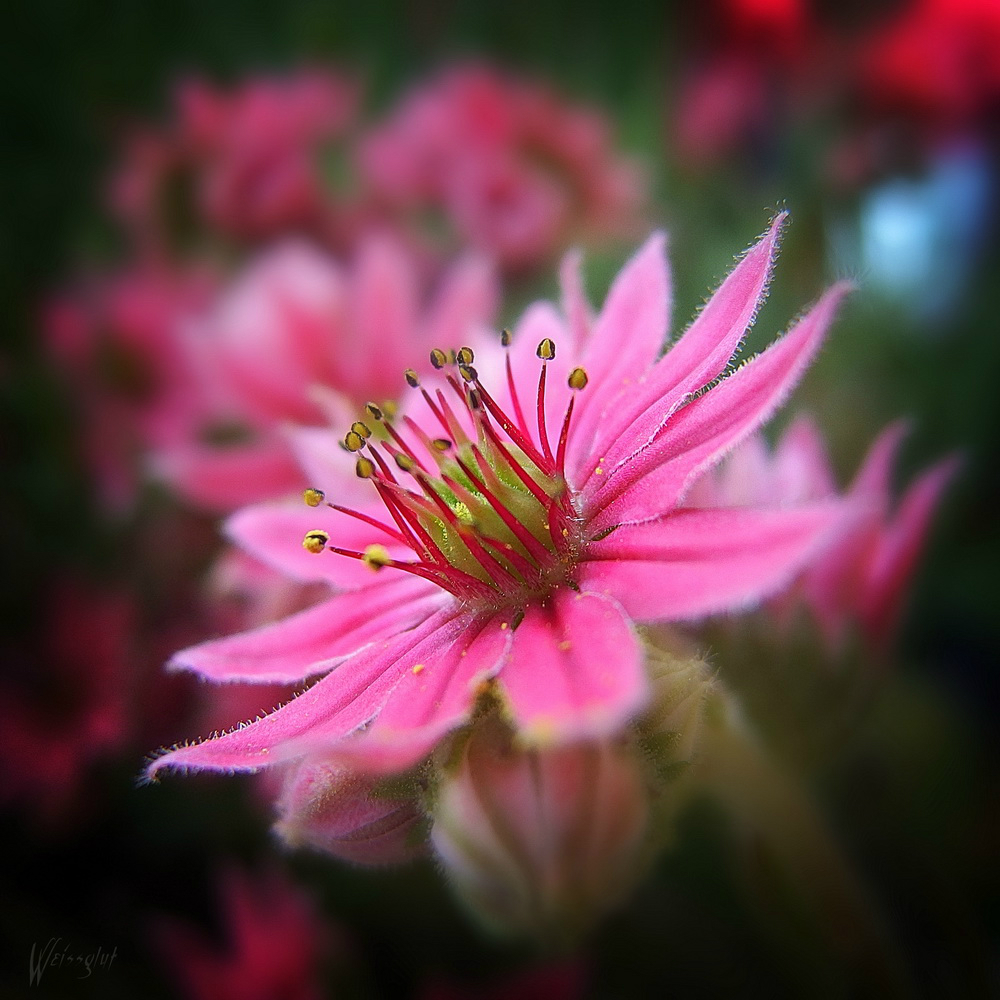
[302,335,589,613]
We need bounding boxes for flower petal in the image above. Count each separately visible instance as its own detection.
[225,500,410,590]
[570,213,785,486]
[587,283,849,533]
[860,454,959,645]
[155,438,303,512]
[849,419,910,502]
[146,607,465,777]
[169,575,446,683]
[498,590,647,745]
[333,611,512,773]
[580,504,842,622]
[569,232,670,456]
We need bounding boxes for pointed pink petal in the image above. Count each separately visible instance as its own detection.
[147,606,464,777]
[570,213,786,485]
[154,438,303,512]
[343,236,419,400]
[861,455,959,647]
[419,252,498,351]
[580,504,842,622]
[559,247,593,355]
[774,413,837,501]
[850,419,910,502]
[498,590,647,744]
[170,575,446,683]
[333,611,512,773]
[225,500,412,590]
[570,232,670,454]
[587,283,849,534]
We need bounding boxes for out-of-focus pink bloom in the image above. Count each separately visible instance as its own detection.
[359,64,646,270]
[859,0,1000,129]
[0,581,132,821]
[111,69,358,247]
[431,716,649,937]
[691,415,958,652]
[156,235,497,511]
[148,213,848,783]
[44,265,215,509]
[276,755,425,865]
[156,868,331,1000]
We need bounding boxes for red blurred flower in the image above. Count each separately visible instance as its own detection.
[156,868,332,1000]
[0,580,133,822]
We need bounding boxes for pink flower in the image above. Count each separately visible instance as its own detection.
[111,69,358,246]
[155,868,332,1000]
[692,415,958,651]
[155,235,497,511]
[148,214,846,781]
[44,265,215,510]
[359,64,645,270]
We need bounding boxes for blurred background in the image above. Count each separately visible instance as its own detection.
[2,0,998,996]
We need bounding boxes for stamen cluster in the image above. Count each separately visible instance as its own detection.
[302,334,589,611]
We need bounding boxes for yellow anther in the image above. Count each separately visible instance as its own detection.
[355,457,375,479]
[567,366,589,390]
[365,401,384,421]
[456,345,475,365]
[362,544,392,570]
[431,438,452,452]
[344,430,365,452]
[429,348,448,370]
[303,487,325,507]
[404,369,420,388]
[351,421,371,439]
[411,663,425,675]
[536,338,556,361]
[500,328,512,347]
[394,452,416,472]
[302,530,329,554]
[458,363,478,383]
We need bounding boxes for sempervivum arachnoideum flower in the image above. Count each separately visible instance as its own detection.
[147,213,847,781]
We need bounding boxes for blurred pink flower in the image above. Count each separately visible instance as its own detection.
[156,235,497,511]
[44,265,216,509]
[0,580,133,822]
[111,68,358,248]
[691,415,958,652]
[359,64,646,270]
[148,214,847,782]
[156,868,331,1000]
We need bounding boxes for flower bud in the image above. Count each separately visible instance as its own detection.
[275,755,425,867]
[429,716,648,941]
